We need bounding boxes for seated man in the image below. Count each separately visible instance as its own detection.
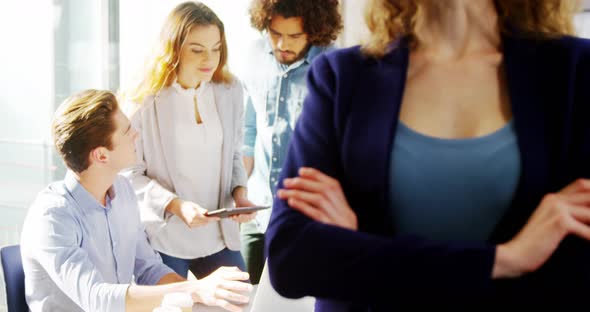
[20,90,252,312]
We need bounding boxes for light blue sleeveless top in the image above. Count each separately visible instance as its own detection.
[388,120,521,242]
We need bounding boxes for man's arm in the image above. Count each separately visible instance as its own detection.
[132,224,177,286]
[243,156,254,177]
[31,200,187,312]
[126,267,252,312]
[127,241,251,312]
[34,209,251,312]
[126,212,187,310]
[125,280,193,312]
[128,216,254,311]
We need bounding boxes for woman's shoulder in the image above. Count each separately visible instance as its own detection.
[554,35,590,50]
[211,75,243,95]
[547,36,590,82]
[541,35,590,60]
[312,44,407,80]
[121,98,147,119]
[318,45,371,69]
[123,87,175,118]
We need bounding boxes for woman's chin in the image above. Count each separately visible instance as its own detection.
[197,73,214,82]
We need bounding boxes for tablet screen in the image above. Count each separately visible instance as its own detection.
[205,206,271,218]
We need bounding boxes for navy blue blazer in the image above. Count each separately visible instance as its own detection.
[265,32,590,311]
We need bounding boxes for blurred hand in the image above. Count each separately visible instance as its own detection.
[277,167,358,231]
[230,212,256,223]
[231,187,257,223]
[189,266,252,312]
[493,179,590,278]
[167,199,220,228]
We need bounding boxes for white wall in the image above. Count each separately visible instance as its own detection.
[0,2,54,310]
[575,12,590,38]
[340,0,369,47]
[0,1,54,211]
[0,0,53,142]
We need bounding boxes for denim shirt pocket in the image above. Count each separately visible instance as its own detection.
[253,88,273,128]
[287,88,306,129]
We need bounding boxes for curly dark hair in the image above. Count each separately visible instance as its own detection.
[249,0,343,46]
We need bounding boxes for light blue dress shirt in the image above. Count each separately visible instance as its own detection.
[20,171,174,312]
[242,37,334,232]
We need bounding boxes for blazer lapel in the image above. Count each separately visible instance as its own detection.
[153,91,180,187]
[212,84,230,208]
[344,44,409,192]
[489,34,552,243]
[342,43,409,233]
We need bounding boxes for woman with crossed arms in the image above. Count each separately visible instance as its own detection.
[267,0,590,310]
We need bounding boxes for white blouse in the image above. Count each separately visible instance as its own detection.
[161,81,225,258]
[123,79,248,259]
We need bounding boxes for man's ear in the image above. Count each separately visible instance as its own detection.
[89,146,109,165]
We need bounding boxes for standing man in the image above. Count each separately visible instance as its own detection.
[20,90,252,312]
[240,0,342,284]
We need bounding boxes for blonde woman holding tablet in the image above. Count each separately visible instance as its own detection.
[124,1,255,280]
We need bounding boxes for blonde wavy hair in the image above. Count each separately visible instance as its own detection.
[128,1,232,104]
[363,0,581,58]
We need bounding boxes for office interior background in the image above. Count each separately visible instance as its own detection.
[1,1,589,310]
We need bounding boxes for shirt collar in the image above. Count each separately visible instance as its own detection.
[304,45,324,64]
[171,80,208,97]
[64,170,117,211]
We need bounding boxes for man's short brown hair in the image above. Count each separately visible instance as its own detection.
[52,90,119,173]
[249,0,343,46]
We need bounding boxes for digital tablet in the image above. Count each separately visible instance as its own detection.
[204,206,271,218]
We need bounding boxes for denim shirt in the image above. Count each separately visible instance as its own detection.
[20,171,174,312]
[242,38,334,232]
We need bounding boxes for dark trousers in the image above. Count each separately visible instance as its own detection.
[240,221,266,285]
[160,247,247,280]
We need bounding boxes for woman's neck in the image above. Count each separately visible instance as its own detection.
[414,0,500,60]
[176,72,202,90]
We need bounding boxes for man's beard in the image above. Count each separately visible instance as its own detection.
[273,44,311,65]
